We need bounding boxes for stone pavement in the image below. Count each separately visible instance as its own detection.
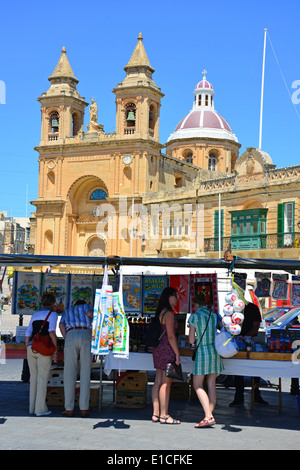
[1,274,300,452]
[0,358,299,451]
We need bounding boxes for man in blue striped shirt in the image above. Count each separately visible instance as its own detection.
[59,300,93,417]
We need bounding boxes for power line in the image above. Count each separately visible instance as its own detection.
[267,31,300,122]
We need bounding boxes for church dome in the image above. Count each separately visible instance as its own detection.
[167,73,238,144]
[195,78,213,90]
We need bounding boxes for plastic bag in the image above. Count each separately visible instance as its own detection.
[215,327,239,358]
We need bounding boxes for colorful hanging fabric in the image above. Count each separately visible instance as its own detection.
[112,267,129,360]
[91,266,113,356]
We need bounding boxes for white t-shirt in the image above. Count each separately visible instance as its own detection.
[26,309,58,341]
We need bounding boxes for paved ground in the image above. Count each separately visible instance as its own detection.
[1,274,300,452]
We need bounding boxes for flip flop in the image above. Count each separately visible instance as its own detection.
[194,418,214,428]
[160,415,180,425]
[152,414,160,423]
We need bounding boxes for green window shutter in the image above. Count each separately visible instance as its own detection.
[214,210,224,250]
[277,203,284,248]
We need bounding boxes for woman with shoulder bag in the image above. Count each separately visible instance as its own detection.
[25,293,58,416]
[151,287,181,425]
[188,293,223,428]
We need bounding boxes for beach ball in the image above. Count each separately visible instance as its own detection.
[233,299,245,312]
[228,323,241,336]
[232,312,244,325]
[222,316,233,328]
[223,304,234,316]
[225,292,237,305]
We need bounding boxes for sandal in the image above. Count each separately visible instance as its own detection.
[62,410,74,417]
[151,414,160,423]
[194,418,214,428]
[160,415,180,425]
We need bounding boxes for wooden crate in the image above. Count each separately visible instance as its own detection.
[116,371,148,391]
[115,389,147,408]
[46,383,101,406]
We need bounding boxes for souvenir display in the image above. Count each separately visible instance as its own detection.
[14,271,41,315]
[122,275,142,314]
[112,268,130,359]
[190,273,219,313]
[142,276,167,314]
[292,280,300,306]
[70,274,93,306]
[91,267,114,355]
[169,275,190,315]
[255,272,271,297]
[222,286,245,336]
[42,273,69,313]
[272,273,289,300]
[223,304,234,316]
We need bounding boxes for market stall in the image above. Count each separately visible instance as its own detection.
[1,253,300,414]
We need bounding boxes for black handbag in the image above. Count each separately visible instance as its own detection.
[165,361,184,381]
[192,309,212,361]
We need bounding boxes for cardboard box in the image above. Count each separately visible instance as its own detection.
[116,371,148,391]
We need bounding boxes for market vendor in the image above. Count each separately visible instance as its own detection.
[229,301,269,407]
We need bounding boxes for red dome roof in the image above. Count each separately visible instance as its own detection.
[195,79,213,90]
[175,109,232,132]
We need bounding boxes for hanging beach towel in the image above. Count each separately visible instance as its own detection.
[91,266,113,356]
[112,267,130,360]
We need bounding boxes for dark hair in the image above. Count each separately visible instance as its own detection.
[41,292,56,307]
[193,292,206,306]
[155,287,177,317]
[74,300,86,306]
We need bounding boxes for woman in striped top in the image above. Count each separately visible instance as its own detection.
[188,292,223,428]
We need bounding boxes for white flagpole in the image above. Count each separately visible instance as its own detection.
[259,28,267,150]
[219,193,221,258]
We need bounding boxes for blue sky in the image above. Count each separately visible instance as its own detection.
[0,0,300,217]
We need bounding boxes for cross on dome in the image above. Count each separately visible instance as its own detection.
[202,69,207,80]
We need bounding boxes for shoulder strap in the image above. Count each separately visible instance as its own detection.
[194,309,212,352]
[36,310,53,335]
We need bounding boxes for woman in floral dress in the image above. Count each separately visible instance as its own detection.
[151,287,181,425]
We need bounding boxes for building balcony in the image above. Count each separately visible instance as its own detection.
[204,232,300,252]
[162,236,191,252]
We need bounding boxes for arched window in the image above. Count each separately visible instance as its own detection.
[50,112,59,134]
[125,103,136,127]
[209,153,217,171]
[47,171,55,190]
[183,149,194,164]
[72,112,81,136]
[44,230,53,252]
[90,189,108,200]
[149,104,155,130]
[88,237,106,257]
[185,152,193,164]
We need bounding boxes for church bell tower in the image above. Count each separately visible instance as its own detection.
[38,47,88,145]
[113,33,164,143]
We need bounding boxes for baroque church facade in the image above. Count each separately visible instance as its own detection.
[31,34,300,262]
